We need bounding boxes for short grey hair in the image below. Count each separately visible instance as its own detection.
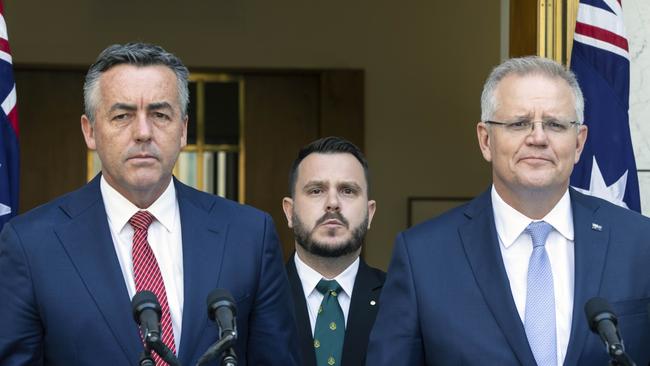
[480,56,584,124]
[83,42,190,123]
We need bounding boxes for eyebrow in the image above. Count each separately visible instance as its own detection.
[108,103,137,114]
[108,101,174,114]
[338,181,362,191]
[302,180,363,191]
[147,102,174,112]
[509,113,570,122]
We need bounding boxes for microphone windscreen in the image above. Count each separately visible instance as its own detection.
[132,290,162,323]
[206,288,236,320]
[585,297,616,332]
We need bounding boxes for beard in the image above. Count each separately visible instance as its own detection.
[292,210,368,258]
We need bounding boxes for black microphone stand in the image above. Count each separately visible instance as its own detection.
[608,352,636,366]
[149,339,181,366]
[196,331,237,366]
[221,347,237,366]
[139,346,155,366]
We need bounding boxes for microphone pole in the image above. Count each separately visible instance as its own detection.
[221,347,237,366]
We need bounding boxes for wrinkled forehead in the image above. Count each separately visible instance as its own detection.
[493,73,576,118]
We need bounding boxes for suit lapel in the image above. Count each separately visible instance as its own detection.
[175,181,228,364]
[286,255,317,366]
[341,259,383,366]
[563,189,609,365]
[459,190,538,366]
[54,178,141,365]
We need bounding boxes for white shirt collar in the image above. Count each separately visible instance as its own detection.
[100,176,177,234]
[491,185,574,248]
[294,252,360,298]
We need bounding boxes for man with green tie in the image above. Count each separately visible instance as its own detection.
[282,137,385,366]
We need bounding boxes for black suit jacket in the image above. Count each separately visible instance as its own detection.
[287,254,385,366]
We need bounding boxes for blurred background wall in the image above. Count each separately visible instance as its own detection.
[5,0,506,269]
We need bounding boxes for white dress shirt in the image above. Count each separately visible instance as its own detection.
[294,253,359,335]
[101,176,184,350]
[492,185,575,366]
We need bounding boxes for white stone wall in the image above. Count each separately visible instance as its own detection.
[626,0,650,215]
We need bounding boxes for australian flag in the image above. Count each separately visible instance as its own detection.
[570,0,640,212]
[0,0,18,229]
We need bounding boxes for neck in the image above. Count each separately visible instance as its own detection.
[104,174,171,209]
[295,245,360,279]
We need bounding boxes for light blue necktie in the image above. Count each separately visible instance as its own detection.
[524,221,557,366]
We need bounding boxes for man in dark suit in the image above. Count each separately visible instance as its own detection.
[367,56,650,365]
[0,43,299,366]
[282,137,385,366]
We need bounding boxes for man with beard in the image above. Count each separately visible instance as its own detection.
[282,136,385,366]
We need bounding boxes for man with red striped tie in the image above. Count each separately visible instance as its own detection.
[0,42,300,366]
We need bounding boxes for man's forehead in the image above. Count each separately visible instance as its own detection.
[297,153,366,183]
[97,65,179,107]
[493,74,575,113]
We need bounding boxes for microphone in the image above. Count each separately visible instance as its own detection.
[132,291,162,344]
[132,291,182,366]
[207,289,237,339]
[196,289,238,366]
[585,297,636,366]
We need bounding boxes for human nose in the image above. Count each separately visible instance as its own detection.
[133,113,153,142]
[325,189,341,212]
[526,121,549,144]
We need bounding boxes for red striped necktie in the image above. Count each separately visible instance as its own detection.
[130,210,177,362]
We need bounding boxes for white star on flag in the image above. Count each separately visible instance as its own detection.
[0,202,10,216]
[573,156,629,209]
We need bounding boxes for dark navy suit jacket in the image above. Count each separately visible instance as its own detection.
[0,176,300,366]
[367,188,650,365]
[286,254,385,366]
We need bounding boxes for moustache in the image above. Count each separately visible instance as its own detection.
[315,211,349,228]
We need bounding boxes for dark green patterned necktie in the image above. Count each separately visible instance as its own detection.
[314,279,345,366]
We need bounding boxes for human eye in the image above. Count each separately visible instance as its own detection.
[111,113,131,123]
[506,120,530,131]
[544,120,568,132]
[307,186,324,195]
[340,185,360,197]
[151,111,171,122]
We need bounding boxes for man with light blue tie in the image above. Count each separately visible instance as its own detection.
[367,56,650,365]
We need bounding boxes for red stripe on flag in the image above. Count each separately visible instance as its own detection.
[7,106,18,137]
[0,38,11,54]
[575,21,628,51]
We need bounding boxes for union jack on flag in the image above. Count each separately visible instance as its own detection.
[570,0,641,212]
[0,0,18,229]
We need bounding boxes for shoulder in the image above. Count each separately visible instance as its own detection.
[175,179,272,223]
[8,180,102,233]
[570,188,650,230]
[360,259,386,283]
[403,190,490,242]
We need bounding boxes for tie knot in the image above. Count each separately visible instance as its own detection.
[525,221,553,248]
[129,210,154,230]
[316,279,342,297]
